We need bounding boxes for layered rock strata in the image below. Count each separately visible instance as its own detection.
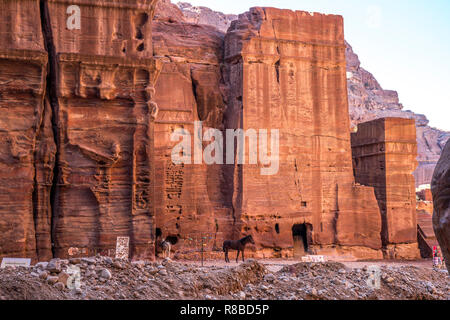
[0,0,53,261]
[352,118,420,259]
[222,8,383,259]
[0,1,424,261]
[44,0,161,260]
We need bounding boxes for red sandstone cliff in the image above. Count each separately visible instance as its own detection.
[0,0,421,261]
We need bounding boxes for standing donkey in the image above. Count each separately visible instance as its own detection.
[223,235,255,263]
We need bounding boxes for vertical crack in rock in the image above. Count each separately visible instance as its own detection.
[39,0,60,258]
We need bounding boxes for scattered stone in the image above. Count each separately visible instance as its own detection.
[35,262,48,270]
[39,270,49,280]
[112,261,124,270]
[58,272,70,286]
[264,273,275,282]
[81,258,96,265]
[47,276,59,285]
[54,282,65,290]
[158,269,168,276]
[99,268,112,280]
[69,258,82,265]
[46,259,62,273]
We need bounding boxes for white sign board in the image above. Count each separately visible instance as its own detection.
[1,258,31,268]
[301,255,325,263]
[115,237,130,260]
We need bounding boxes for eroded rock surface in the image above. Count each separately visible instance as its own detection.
[152,17,231,257]
[0,0,424,261]
[223,7,383,259]
[0,0,54,261]
[44,0,161,260]
[352,118,420,259]
[431,140,450,272]
[177,2,237,33]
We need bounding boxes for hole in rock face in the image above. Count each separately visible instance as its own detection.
[134,13,148,40]
[301,201,307,207]
[135,12,149,27]
[292,223,309,257]
[135,29,144,40]
[275,223,280,234]
[137,43,145,52]
[155,228,162,238]
[165,235,179,245]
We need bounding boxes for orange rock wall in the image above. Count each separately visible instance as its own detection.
[0,1,422,261]
[0,0,53,260]
[45,0,161,260]
[152,21,231,257]
[352,118,420,259]
[223,8,382,258]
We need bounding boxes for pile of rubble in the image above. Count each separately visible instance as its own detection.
[0,256,448,300]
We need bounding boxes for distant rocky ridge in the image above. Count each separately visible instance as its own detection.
[155,1,450,187]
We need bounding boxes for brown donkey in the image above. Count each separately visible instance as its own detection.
[223,235,255,263]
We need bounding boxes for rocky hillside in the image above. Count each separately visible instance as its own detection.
[156,1,450,187]
[178,2,238,32]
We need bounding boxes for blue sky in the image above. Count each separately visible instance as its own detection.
[176,1,450,131]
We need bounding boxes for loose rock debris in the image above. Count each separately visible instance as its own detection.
[0,256,448,300]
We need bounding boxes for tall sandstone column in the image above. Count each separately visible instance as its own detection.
[0,0,55,261]
[43,0,161,260]
[352,118,420,259]
[152,19,232,259]
[224,8,382,259]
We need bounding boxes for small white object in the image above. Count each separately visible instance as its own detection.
[1,258,31,268]
[115,236,130,260]
[301,255,325,263]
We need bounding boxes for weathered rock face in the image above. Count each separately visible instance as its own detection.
[223,7,383,259]
[177,2,237,33]
[0,0,423,261]
[154,0,186,23]
[431,140,450,272]
[0,0,161,261]
[0,0,54,261]
[152,18,231,257]
[44,0,161,260]
[352,118,420,259]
